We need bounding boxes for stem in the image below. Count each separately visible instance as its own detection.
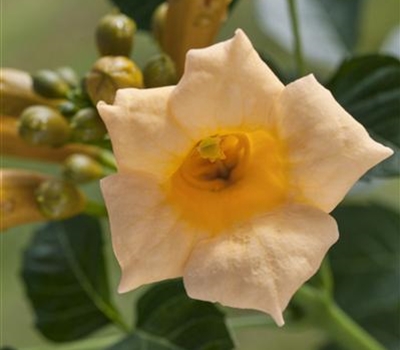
[23,334,120,350]
[227,314,275,329]
[287,0,306,76]
[295,286,386,350]
[319,257,334,297]
[84,201,108,217]
[94,149,117,171]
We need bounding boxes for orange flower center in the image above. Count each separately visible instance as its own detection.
[166,129,290,234]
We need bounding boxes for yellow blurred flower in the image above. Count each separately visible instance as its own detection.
[97,30,392,325]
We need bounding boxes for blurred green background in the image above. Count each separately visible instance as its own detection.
[1,0,399,349]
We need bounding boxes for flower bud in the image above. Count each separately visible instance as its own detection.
[63,154,105,183]
[1,170,48,231]
[0,68,61,117]
[152,2,168,45]
[70,107,107,143]
[68,86,93,109]
[35,179,86,220]
[85,56,143,104]
[2,115,100,163]
[55,66,79,88]
[161,0,232,75]
[18,106,71,147]
[58,101,79,117]
[143,53,178,88]
[96,13,136,57]
[31,69,70,98]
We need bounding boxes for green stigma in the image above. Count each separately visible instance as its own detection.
[196,136,226,162]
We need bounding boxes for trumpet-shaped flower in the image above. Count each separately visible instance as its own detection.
[97,30,392,325]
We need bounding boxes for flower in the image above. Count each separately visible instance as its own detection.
[97,30,392,325]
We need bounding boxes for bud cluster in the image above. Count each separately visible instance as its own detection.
[6,1,227,229]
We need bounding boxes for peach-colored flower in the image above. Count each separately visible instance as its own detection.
[97,30,392,325]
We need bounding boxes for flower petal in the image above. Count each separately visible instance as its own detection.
[97,87,193,178]
[275,75,393,212]
[183,203,338,325]
[101,173,199,292]
[170,29,284,140]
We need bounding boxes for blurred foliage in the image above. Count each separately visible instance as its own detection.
[327,55,400,179]
[328,204,400,350]
[319,0,363,51]
[109,280,233,349]
[21,215,113,341]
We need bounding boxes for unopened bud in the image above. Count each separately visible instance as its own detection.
[55,66,79,88]
[18,106,70,147]
[0,68,61,117]
[32,70,70,98]
[68,87,92,109]
[35,179,86,220]
[85,56,143,104]
[152,3,168,45]
[70,107,107,143]
[63,154,105,183]
[1,170,48,231]
[58,101,78,117]
[96,13,136,57]
[144,54,177,88]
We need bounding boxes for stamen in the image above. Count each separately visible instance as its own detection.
[197,136,226,162]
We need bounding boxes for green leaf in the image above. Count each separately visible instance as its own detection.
[110,0,240,31]
[21,215,114,342]
[256,0,364,67]
[328,204,400,350]
[327,55,400,179]
[108,333,182,350]
[109,280,234,350]
[319,0,363,51]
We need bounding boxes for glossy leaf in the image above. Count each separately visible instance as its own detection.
[21,215,113,342]
[327,55,400,178]
[109,280,234,350]
[110,0,240,31]
[319,0,363,50]
[327,204,400,350]
[255,0,364,67]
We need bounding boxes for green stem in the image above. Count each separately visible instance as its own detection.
[287,0,306,76]
[295,286,386,350]
[319,257,334,297]
[227,314,274,329]
[84,201,108,217]
[23,334,120,350]
[58,234,131,334]
[94,149,117,171]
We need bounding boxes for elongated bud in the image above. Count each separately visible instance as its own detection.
[63,154,105,183]
[143,53,178,88]
[35,179,86,220]
[0,68,61,117]
[18,105,71,147]
[1,115,100,163]
[1,170,48,231]
[70,107,107,143]
[162,0,232,76]
[96,13,136,57]
[85,56,143,104]
[55,66,79,88]
[152,2,168,45]
[32,69,71,98]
